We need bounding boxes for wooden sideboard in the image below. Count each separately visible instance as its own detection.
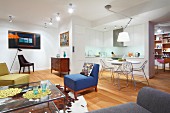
[51,57,70,76]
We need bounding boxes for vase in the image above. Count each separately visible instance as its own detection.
[63,51,66,58]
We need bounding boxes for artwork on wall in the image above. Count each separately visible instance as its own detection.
[8,30,41,49]
[60,31,69,47]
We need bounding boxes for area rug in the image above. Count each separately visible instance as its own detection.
[55,85,88,113]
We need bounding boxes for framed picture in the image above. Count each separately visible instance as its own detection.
[8,30,40,49]
[60,31,69,47]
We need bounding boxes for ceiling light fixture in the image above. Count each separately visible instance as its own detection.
[105,5,132,42]
[56,13,60,21]
[44,23,47,28]
[49,18,53,25]
[9,16,13,22]
[157,27,162,33]
[68,3,74,14]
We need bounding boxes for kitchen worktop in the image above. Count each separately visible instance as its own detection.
[85,56,144,59]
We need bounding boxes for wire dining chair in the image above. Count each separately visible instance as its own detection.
[114,62,136,90]
[100,59,115,80]
[133,60,149,85]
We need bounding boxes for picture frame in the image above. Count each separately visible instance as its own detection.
[60,31,69,47]
[8,30,41,49]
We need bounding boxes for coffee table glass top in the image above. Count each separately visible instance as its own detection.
[0,80,65,113]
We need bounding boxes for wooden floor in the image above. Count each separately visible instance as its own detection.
[28,69,170,112]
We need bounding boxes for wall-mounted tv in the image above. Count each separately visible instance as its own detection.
[8,30,40,49]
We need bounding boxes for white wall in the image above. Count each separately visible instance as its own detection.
[0,20,58,73]
[71,16,92,73]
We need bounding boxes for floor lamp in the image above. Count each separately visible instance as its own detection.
[10,48,22,72]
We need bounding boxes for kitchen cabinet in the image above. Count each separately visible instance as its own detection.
[103,31,113,47]
[95,31,103,47]
[124,26,134,46]
[85,28,103,47]
[124,24,145,47]
[133,24,145,46]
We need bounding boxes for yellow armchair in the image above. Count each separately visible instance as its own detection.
[0,63,29,86]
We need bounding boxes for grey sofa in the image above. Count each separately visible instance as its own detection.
[87,87,170,113]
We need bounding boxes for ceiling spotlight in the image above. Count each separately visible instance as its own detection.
[49,18,53,25]
[44,23,47,28]
[56,13,60,21]
[114,26,117,29]
[68,3,74,14]
[157,27,162,33]
[105,5,111,10]
[9,16,13,22]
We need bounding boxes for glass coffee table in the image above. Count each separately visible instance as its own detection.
[0,80,65,113]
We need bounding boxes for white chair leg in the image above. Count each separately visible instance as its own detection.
[126,74,129,87]
[131,72,136,90]
[142,69,149,86]
[117,73,121,90]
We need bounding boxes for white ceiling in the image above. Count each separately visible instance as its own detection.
[0,0,170,29]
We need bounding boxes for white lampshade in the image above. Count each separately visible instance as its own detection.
[117,32,130,42]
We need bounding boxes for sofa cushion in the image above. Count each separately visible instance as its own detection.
[0,63,9,76]
[0,74,29,86]
[87,102,151,113]
[137,87,170,113]
[64,74,96,91]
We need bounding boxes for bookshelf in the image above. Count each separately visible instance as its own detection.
[154,33,170,59]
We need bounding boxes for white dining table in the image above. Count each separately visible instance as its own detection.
[107,60,141,65]
[107,60,141,71]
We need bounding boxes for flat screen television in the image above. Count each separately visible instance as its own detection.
[8,30,40,49]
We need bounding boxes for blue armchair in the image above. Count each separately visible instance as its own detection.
[64,64,99,99]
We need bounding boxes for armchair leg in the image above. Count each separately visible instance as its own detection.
[64,85,66,91]
[95,86,98,92]
[74,92,78,100]
[33,64,34,72]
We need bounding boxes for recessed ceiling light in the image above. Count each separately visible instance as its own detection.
[68,3,74,14]
[49,18,53,25]
[56,13,60,21]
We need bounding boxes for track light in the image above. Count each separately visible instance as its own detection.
[56,13,60,21]
[9,16,13,23]
[68,3,74,14]
[49,18,53,25]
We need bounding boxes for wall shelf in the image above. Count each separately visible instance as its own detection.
[154,33,170,59]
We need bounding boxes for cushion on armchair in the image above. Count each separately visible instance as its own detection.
[81,63,94,76]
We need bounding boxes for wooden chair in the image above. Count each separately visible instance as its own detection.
[157,58,170,72]
[18,55,34,74]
